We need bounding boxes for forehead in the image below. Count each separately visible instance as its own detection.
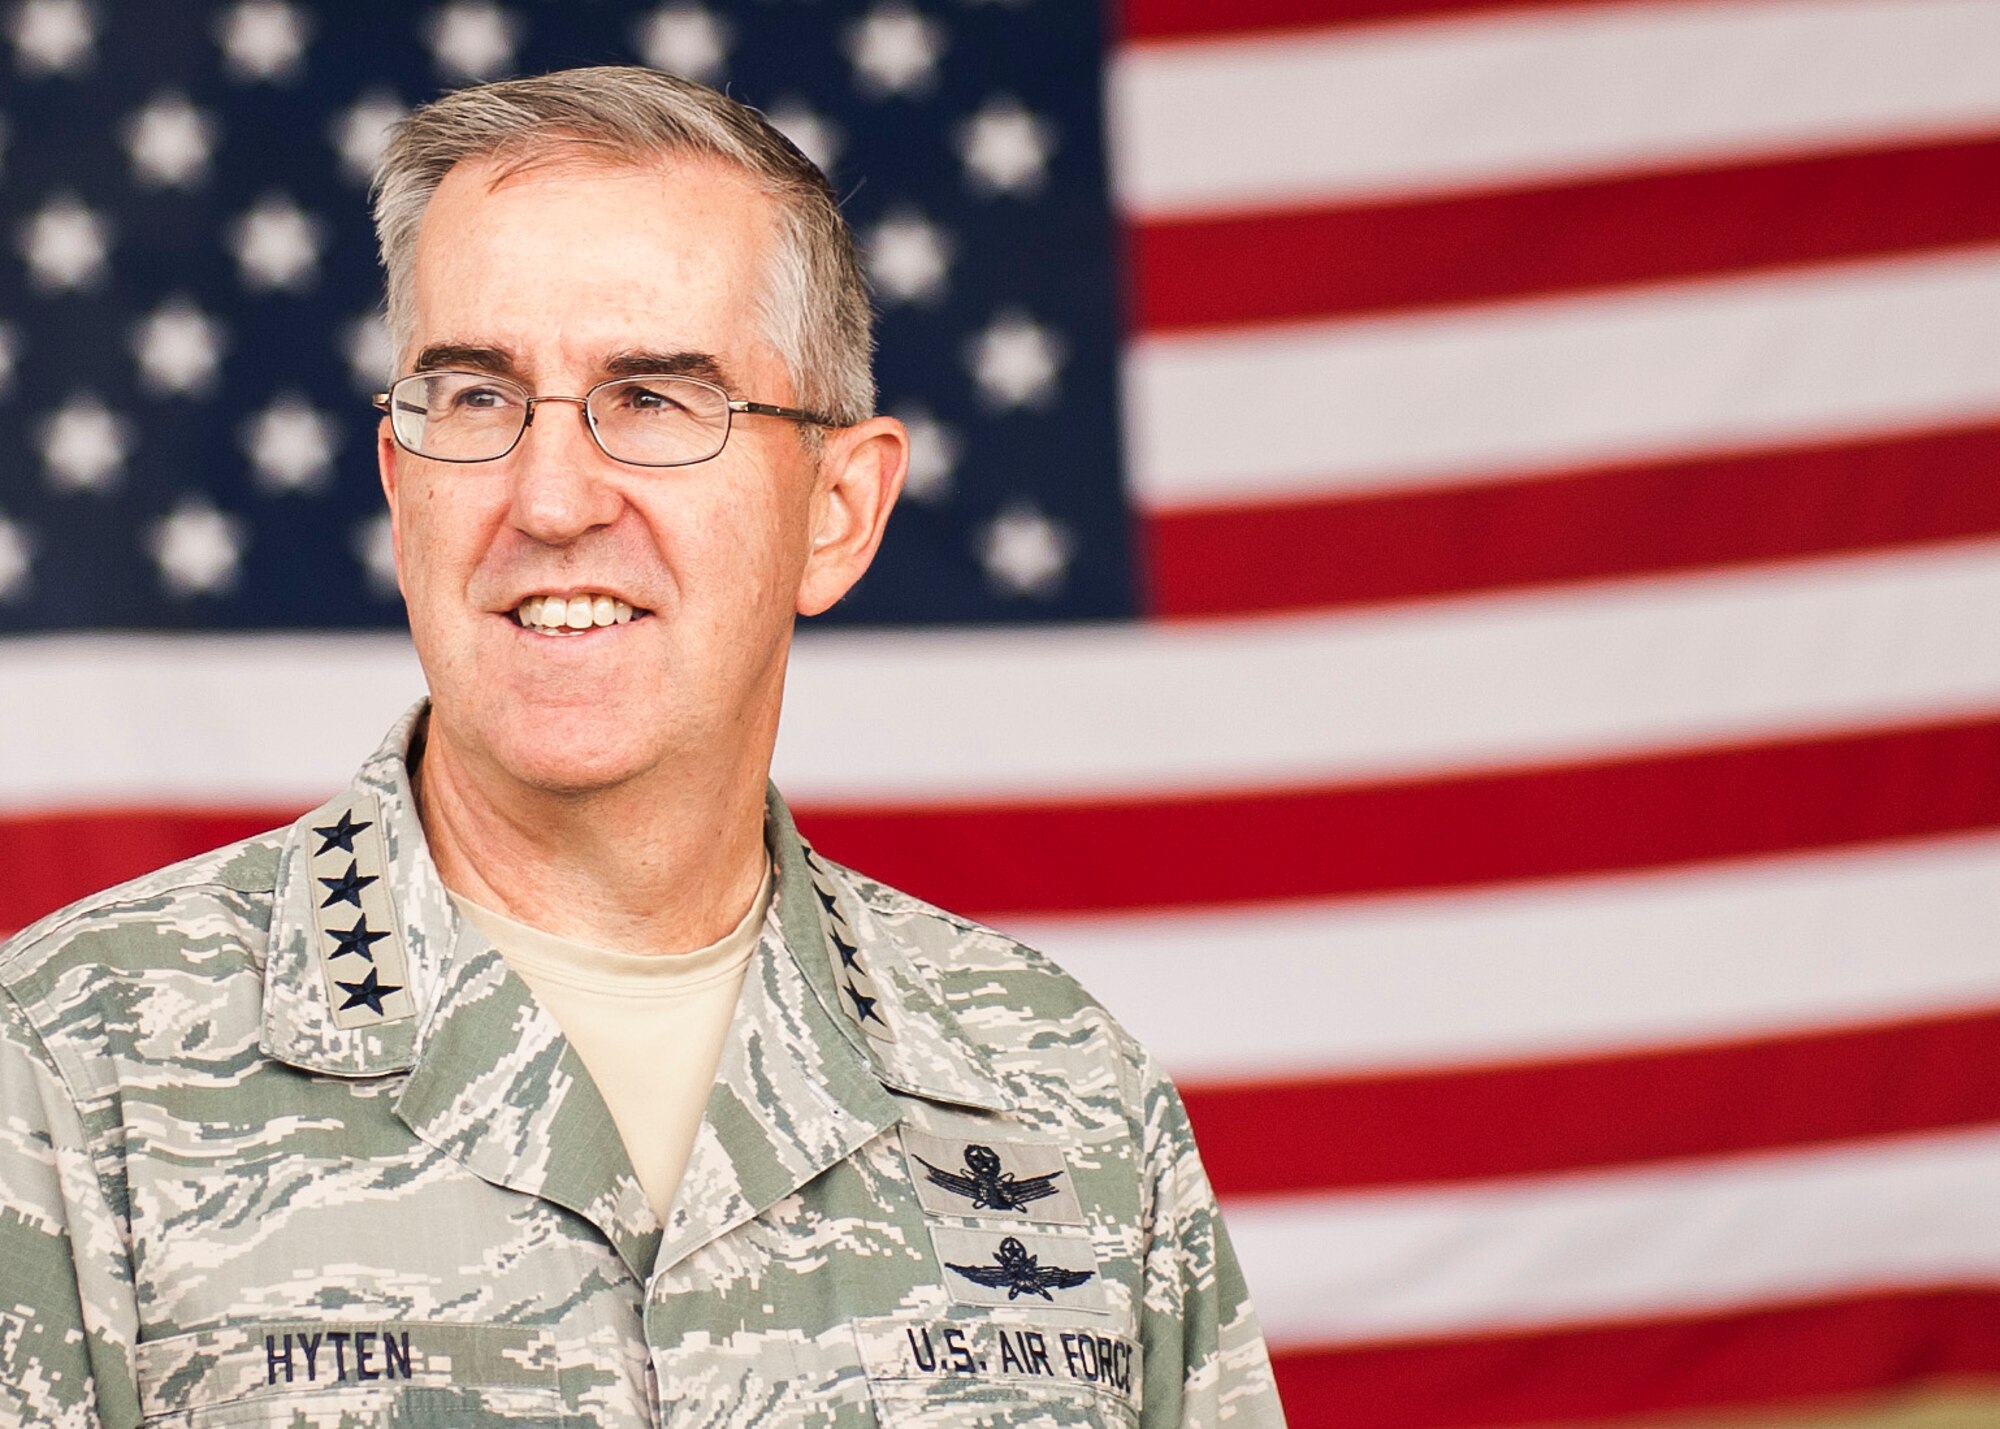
[407,150,780,376]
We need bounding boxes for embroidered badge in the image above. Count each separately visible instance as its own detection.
[921,1142,1064,1214]
[899,1127,1085,1224]
[303,793,414,1029]
[805,848,894,1044]
[948,1235,1095,1302]
[928,1226,1107,1312]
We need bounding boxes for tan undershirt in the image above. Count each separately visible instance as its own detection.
[448,862,772,1222]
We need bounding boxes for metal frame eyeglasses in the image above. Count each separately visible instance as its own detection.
[372,369,839,468]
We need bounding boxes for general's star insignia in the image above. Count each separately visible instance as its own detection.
[335,968,403,1016]
[311,808,373,856]
[317,859,377,909]
[845,981,886,1026]
[326,913,391,963]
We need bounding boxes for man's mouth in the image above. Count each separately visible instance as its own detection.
[511,592,648,635]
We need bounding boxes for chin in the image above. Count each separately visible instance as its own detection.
[499,739,656,797]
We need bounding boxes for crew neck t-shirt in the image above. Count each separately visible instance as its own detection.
[448,862,772,1221]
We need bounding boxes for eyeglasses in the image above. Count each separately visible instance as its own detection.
[372,370,838,467]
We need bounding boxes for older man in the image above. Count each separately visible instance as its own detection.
[0,68,1283,1427]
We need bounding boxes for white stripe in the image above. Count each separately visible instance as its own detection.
[0,633,427,809]
[1112,0,2000,217]
[1127,246,2000,510]
[1229,1125,2000,1348]
[8,543,2000,808]
[1008,836,2000,1082]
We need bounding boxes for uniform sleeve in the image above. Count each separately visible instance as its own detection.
[0,990,142,1429]
[1135,1054,1288,1428]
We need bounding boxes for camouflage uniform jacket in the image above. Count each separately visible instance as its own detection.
[0,708,1284,1428]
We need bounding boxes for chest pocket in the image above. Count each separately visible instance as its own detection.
[133,1321,586,1428]
[855,1316,1140,1428]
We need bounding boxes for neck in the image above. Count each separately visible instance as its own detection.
[414,720,771,956]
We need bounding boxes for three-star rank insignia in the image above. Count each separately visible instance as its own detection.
[302,794,413,1029]
[930,1226,1107,1312]
[900,1127,1086,1225]
[805,848,894,1044]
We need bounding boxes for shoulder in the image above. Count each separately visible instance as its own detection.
[832,857,1115,1022]
[0,830,287,1097]
[819,854,1161,1107]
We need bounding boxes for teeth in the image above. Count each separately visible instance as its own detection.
[514,593,638,631]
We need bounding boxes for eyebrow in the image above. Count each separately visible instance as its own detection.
[410,345,738,392]
[604,350,735,389]
[412,343,521,377]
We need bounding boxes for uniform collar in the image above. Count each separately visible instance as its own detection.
[260,706,1014,1277]
[261,705,1016,1115]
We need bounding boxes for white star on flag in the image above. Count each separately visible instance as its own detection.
[9,0,93,75]
[38,394,130,493]
[353,513,400,598]
[243,395,339,493]
[0,514,31,601]
[330,90,407,186]
[149,499,245,597]
[845,4,943,98]
[124,93,218,188]
[425,2,521,84]
[890,405,960,503]
[229,194,322,291]
[19,193,111,293]
[865,210,953,306]
[633,4,730,85]
[216,0,309,83]
[342,312,395,395]
[0,324,19,396]
[764,100,841,177]
[132,299,227,397]
[967,310,1064,409]
[959,97,1055,196]
[976,501,1073,598]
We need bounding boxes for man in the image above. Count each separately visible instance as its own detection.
[0,67,1283,1427]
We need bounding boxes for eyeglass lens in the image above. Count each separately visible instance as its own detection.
[389,371,734,466]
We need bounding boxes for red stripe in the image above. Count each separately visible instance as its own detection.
[7,718,2000,929]
[0,809,290,935]
[1133,137,2000,331]
[794,717,2000,916]
[1123,0,1647,45]
[1269,1288,2000,1429]
[1186,1009,2000,1196]
[1144,423,2000,618]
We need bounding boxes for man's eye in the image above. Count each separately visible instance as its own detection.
[619,385,685,414]
[451,386,510,410]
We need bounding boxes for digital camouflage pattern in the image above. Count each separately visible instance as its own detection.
[0,705,1283,1428]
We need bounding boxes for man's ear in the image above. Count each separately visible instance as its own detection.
[796,416,908,617]
[376,416,408,597]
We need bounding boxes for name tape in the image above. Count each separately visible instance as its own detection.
[855,1317,1143,1407]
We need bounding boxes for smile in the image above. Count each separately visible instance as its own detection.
[511,592,648,634]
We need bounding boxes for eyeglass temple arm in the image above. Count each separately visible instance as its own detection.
[730,399,839,428]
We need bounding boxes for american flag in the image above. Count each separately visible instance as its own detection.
[5,1,2000,1426]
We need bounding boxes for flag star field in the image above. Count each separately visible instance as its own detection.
[0,0,1128,629]
[7,2,2000,1426]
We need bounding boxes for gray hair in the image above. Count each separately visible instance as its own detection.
[370,65,875,427]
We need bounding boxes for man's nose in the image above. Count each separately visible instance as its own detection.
[506,396,624,544]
